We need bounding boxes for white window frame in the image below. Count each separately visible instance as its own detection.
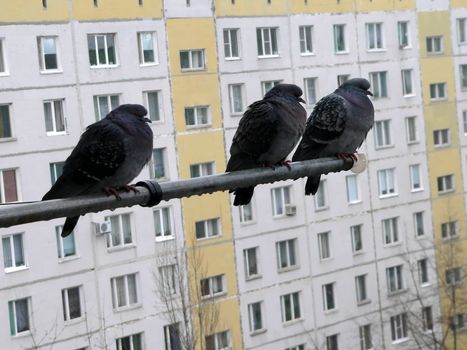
[184,106,210,127]
[271,186,291,217]
[460,64,467,91]
[458,18,467,44]
[62,285,82,321]
[366,22,384,50]
[386,265,404,293]
[423,306,434,332]
[463,110,467,134]
[314,179,327,209]
[190,161,214,178]
[359,324,373,350]
[111,273,139,309]
[244,247,260,279]
[447,267,464,285]
[164,323,181,350]
[326,334,339,350]
[377,168,396,197]
[426,35,443,54]
[299,25,314,55]
[280,291,301,322]
[223,28,240,60]
[38,36,60,72]
[205,330,231,350]
[137,31,158,66]
[179,49,205,71]
[405,116,418,144]
[8,298,30,336]
[414,211,425,237]
[144,90,163,123]
[355,274,369,304]
[318,231,332,260]
[429,83,447,101]
[322,282,336,311]
[441,220,458,240]
[261,80,281,95]
[43,99,66,135]
[56,225,77,260]
[2,233,26,272]
[401,69,414,96]
[346,175,360,203]
[0,103,13,139]
[256,27,279,58]
[195,217,221,240]
[369,71,388,98]
[382,217,399,245]
[116,333,143,350]
[0,37,8,75]
[201,274,226,298]
[87,33,118,67]
[0,168,19,203]
[159,264,177,295]
[397,21,410,49]
[433,128,450,147]
[351,224,363,253]
[390,313,408,342]
[451,314,467,331]
[154,207,173,241]
[228,83,245,115]
[418,258,429,286]
[409,164,422,192]
[337,74,350,86]
[151,148,167,180]
[333,24,347,53]
[248,301,265,333]
[437,174,454,194]
[93,94,119,121]
[239,202,254,224]
[105,213,133,249]
[374,120,392,148]
[304,77,318,106]
[276,238,297,271]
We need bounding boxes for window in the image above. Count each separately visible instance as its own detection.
[195,218,220,239]
[318,232,331,260]
[87,34,117,67]
[229,83,245,114]
[418,258,429,285]
[463,110,467,134]
[369,71,388,98]
[351,225,363,253]
[382,217,399,245]
[223,28,240,59]
[346,175,360,203]
[239,202,254,223]
[421,306,433,331]
[451,314,466,331]
[409,164,422,191]
[359,324,372,350]
[366,23,384,50]
[137,31,157,65]
[180,49,205,70]
[433,129,450,146]
[441,220,458,239]
[0,104,12,139]
[333,24,346,53]
[0,38,7,74]
[93,94,119,121]
[0,169,19,203]
[314,180,327,209]
[205,330,230,350]
[271,186,291,216]
[159,265,177,295]
[276,238,297,270]
[256,27,279,57]
[62,286,82,321]
[386,265,404,293]
[437,174,454,193]
[398,21,410,48]
[281,291,301,322]
[152,148,167,180]
[116,333,142,350]
[164,323,181,350]
[185,106,210,127]
[299,25,313,54]
[201,274,225,298]
[401,69,414,96]
[460,64,467,90]
[38,36,59,71]
[429,83,447,100]
[304,77,317,105]
[111,273,138,309]
[145,91,162,122]
[248,301,264,332]
[190,162,214,177]
[8,298,30,335]
[458,18,467,44]
[390,313,408,342]
[355,274,368,303]
[426,36,443,54]
[337,74,350,86]
[244,247,260,279]
[405,116,418,143]
[2,233,25,270]
[414,212,425,237]
[378,169,396,197]
[323,283,336,311]
[50,162,65,185]
[326,334,339,350]
[106,213,132,249]
[154,207,173,241]
[374,120,391,148]
[56,225,76,259]
[44,99,66,134]
[261,80,281,95]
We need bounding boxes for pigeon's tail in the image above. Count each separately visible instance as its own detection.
[61,216,79,237]
[305,175,321,196]
[233,187,255,206]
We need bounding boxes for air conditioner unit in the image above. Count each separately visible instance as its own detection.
[285,204,297,216]
[93,220,112,235]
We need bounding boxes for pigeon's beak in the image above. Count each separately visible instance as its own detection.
[298,97,306,103]
[144,117,152,123]
[366,90,373,96]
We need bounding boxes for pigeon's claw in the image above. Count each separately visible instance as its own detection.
[281,160,292,170]
[122,184,139,194]
[104,186,122,200]
[337,152,358,161]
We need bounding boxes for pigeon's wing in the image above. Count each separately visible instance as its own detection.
[232,100,279,157]
[43,120,126,200]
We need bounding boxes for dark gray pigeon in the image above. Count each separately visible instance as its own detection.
[292,78,374,195]
[226,83,307,206]
[43,104,153,237]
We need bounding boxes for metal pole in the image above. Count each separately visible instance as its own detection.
[0,157,358,228]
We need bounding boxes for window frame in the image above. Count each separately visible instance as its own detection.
[386,265,404,294]
[200,274,226,298]
[179,49,205,71]
[333,24,347,53]
[239,202,254,224]
[280,291,301,322]
[205,330,231,350]
[195,217,221,240]
[397,21,410,49]
[0,37,8,75]
[276,238,298,271]
[137,31,158,66]
[317,231,332,260]
[351,224,363,253]
[426,35,443,54]
[359,324,372,350]
[390,313,408,342]
[437,174,454,194]
[401,69,414,97]
[43,99,67,135]
[414,211,425,237]
[154,206,174,241]
[261,80,281,95]
[409,164,422,192]
[248,301,265,333]
[8,297,30,336]
[116,333,143,350]
[256,27,279,58]
[299,25,314,55]
[374,119,392,149]
[377,168,396,197]
[433,128,450,147]
[441,220,458,240]
[0,168,19,203]
[105,213,133,249]
[304,77,318,106]
[382,217,399,245]
[355,274,369,304]
[93,94,120,121]
[314,179,327,210]
[405,116,418,144]
[322,282,336,311]
[184,106,211,128]
[223,28,240,60]
[418,258,429,286]
[458,18,467,44]
[228,83,245,115]
[346,175,360,204]
[460,64,467,91]
[62,285,83,321]
[110,273,139,310]
[369,71,388,98]
[87,33,118,68]
[429,82,447,101]
[144,90,163,123]
[271,186,291,217]
[0,103,13,139]
[244,246,260,280]
[56,225,77,260]
[2,233,26,272]
[37,35,60,73]
[189,161,214,178]
[366,22,384,51]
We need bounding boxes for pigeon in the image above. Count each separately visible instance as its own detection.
[43,104,153,237]
[292,78,374,195]
[226,83,307,206]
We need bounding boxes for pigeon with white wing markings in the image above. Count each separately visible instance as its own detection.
[226,84,307,206]
[43,104,153,237]
[292,78,374,195]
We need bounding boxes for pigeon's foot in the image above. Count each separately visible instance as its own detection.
[262,163,276,170]
[337,153,358,161]
[104,187,122,200]
[281,160,292,170]
[121,184,139,194]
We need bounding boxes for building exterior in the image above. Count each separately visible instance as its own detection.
[0,1,466,349]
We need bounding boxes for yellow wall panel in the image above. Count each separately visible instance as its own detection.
[427,149,463,197]
[290,0,355,13]
[418,11,452,56]
[451,0,467,8]
[0,0,69,22]
[215,0,288,17]
[72,0,162,20]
